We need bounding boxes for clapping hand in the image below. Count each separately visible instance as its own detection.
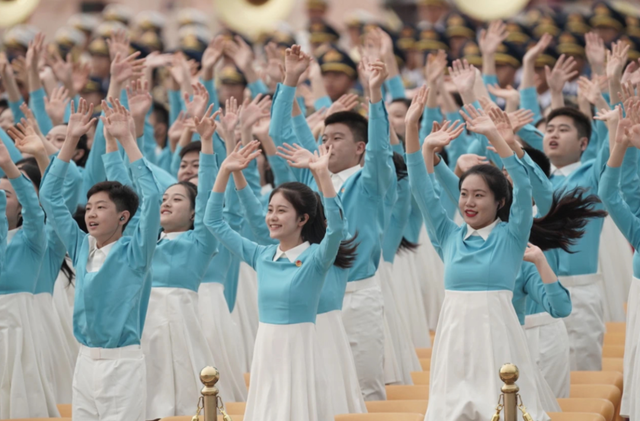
[308,143,332,173]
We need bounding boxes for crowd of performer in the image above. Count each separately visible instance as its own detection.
[1,0,640,420]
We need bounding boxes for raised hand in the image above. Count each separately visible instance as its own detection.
[194,105,222,140]
[507,108,534,133]
[523,243,545,263]
[101,97,132,140]
[619,82,638,111]
[107,29,130,62]
[368,59,389,94]
[626,103,640,149]
[479,20,508,56]
[222,141,262,172]
[8,122,45,156]
[577,76,603,105]
[585,32,606,75]
[220,97,241,136]
[18,103,44,138]
[308,143,332,173]
[184,82,210,119]
[71,61,90,95]
[449,59,476,99]
[127,79,153,122]
[284,44,311,86]
[264,42,285,87]
[456,154,489,174]
[67,98,96,139]
[326,93,359,117]
[225,35,255,73]
[25,32,45,71]
[44,85,70,126]
[239,94,271,130]
[111,51,145,84]
[202,35,225,73]
[487,107,516,146]
[405,85,428,126]
[425,50,447,85]
[144,51,173,69]
[523,33,553,64]
[424,120,465,151]
[460,104,497,136]
[606,40,630,80]
[276,142,315,168]
[46,49,73,89]
[168,112,190,151]
[594,105,620,123]
[252,117,271,141]
[306,107,327,131]
[545,54,578,93]
[487,84,520,103]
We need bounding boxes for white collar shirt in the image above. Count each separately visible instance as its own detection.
[330,165,362,192]
[273,241,310,262]
[463,218,502,241]
[550,161,582,178]
[6,227,20,244]
[86,236,117,273]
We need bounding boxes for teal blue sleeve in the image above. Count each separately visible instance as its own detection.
[201,78,219,112]
[11,174,46,254]
[140,124,157,165]
[102,151,133,186]
[517,125,544,151]
[523,266,572,319]
[433,157,460,207]
[125,159,163,272]
[361,101,394,197]
[266,155,296,186]
[314,95,332,111]
[82,113,107,196]
[598,165,640,249]
[292,114,319,152]
[236,185,274,245]
[296,96,306,115]
[224,177,244,233]
[170,145,182,177]
[248,80,268,98]
[521,152,553,217]
[503,154,533,243]
[0,128,24,177]
[63,95,80,123]
[384,75,406,100]
[194,152,218,250]
[243,159,263,201]
[204,191,264,268]
[419,107,441,147]
[29,88,53,135]
[60,155,83,213]
[444,110,469,167]
[0,191,6,270]
[620,147,640,216]
[40,159,87,263]
[8,99,25,123]
[313,195,345,271]
[168,89,185,125]
[483,74,499,102]
[407,151,458,245]
[520,87,542,123]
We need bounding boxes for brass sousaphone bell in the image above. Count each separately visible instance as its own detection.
[212,0,296,38]
[453,0,529,21]
[0,0,41,28]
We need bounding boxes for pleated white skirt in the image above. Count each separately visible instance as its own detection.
[524,313,571,399]
[244,322,333,421]
[232,262,260,372]
[142,287,232,419]
[32,293,75,404]
[52,267,79,361]
[392,250,432,348]
[316,310,367,415]
[621,277,640,416]
[379,261,422,384]
[599,216,632,322]
[198,282,248,401]
[425,290,550,421]
[0,293,60,418]
[415,226,445,331]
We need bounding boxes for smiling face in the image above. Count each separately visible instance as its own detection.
[459,174,501,230]
[85,191,127,244]
[160,184,194,233]
[177,151,199,182]
[0,178,21,229]
[266,191,306,242]
[543,115,587,168]
[46,125,68,150]
[322,123,365,174]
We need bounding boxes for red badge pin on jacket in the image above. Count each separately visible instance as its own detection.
[295,260,302,267]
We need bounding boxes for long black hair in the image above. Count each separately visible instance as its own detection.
[269,182,358,268]
[392,151,419,253]
[459,165,607,252]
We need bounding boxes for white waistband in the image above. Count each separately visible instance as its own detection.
[524,312,556,329]
[79,344,141,360]
[345,276,378,293]
[559,273,602,287]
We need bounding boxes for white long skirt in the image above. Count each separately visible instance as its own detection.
[621,277,640,416]
[599,216,632,322]
[524,313,570,399]
[244,322,333,421]
[0,293,60,418]
[32,293,75,404]
[316,310,367,415]
[232,262,260,372]
[52,261,79,361]
[142,287,232,419]
[198,282,248,401]
[425,290,550,421]
[415,226,445,330]
[392,250,431,348]
[379,261,421,384]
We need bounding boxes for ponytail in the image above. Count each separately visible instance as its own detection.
[398,237,419,253]
[530,188,608,252]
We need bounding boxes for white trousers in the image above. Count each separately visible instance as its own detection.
[525,313,571,399]
[72,345,146,421]
[342,277,386,401]
[560,275,605,371]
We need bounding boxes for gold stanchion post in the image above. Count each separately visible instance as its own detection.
[199,366,220,421]
[500,363,519,421]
